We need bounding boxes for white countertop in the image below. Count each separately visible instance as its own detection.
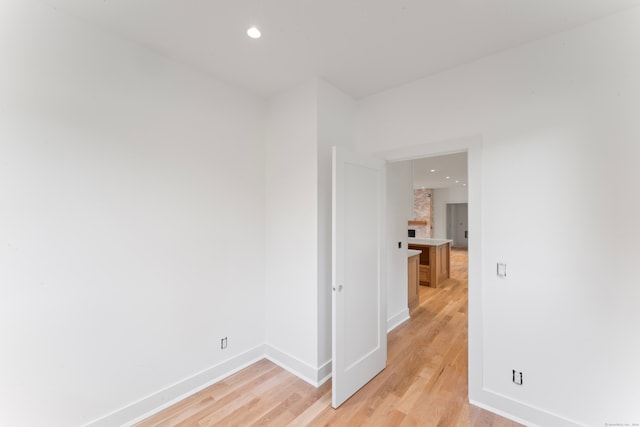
[407,249,422,258]
[408,238,453,246]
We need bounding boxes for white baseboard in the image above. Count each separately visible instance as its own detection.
[264,344,331,387]
[471,387,584,427]
[387,308,410,333]
[470,398,537,427]
[316,360,332,386]
[83,345,265,427]
[84,344,332,427]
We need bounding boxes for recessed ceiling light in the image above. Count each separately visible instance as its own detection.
[463,183,467,187]
[430,169,436,173]
[247,26,261,39]
[445,176,450,179]
[455,180,459,183]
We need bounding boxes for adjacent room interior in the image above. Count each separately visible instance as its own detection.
[407,152,468,306]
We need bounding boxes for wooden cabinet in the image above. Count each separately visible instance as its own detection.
[408,241,451,288]
[408,253,420,312]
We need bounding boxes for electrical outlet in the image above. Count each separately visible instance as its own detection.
[512,370,523,385]
[221,337,228,350]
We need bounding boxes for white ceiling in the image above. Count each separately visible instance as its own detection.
[42,0,640,98]
[412,152,467,190]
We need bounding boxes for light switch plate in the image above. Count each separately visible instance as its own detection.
[497,262,507,277]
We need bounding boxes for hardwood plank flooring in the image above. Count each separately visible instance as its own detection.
[137,249,522,427]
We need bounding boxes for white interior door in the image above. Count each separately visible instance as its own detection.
[331,146,386,408]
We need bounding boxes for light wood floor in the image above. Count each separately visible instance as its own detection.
[137,249,522,426]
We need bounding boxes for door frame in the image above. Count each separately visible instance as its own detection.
[372,134,484,404]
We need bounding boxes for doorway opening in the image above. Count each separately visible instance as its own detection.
[406,152,468,307]
[382,135,483,412]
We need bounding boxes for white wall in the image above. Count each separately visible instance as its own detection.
[357,7,640,427]
[432,187,468,239]
[265,82,319,379]
[0,2,266,426]
[265,78,356,384]
[386,162,413,330]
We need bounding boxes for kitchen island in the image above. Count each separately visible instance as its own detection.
[407,238,452,288]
